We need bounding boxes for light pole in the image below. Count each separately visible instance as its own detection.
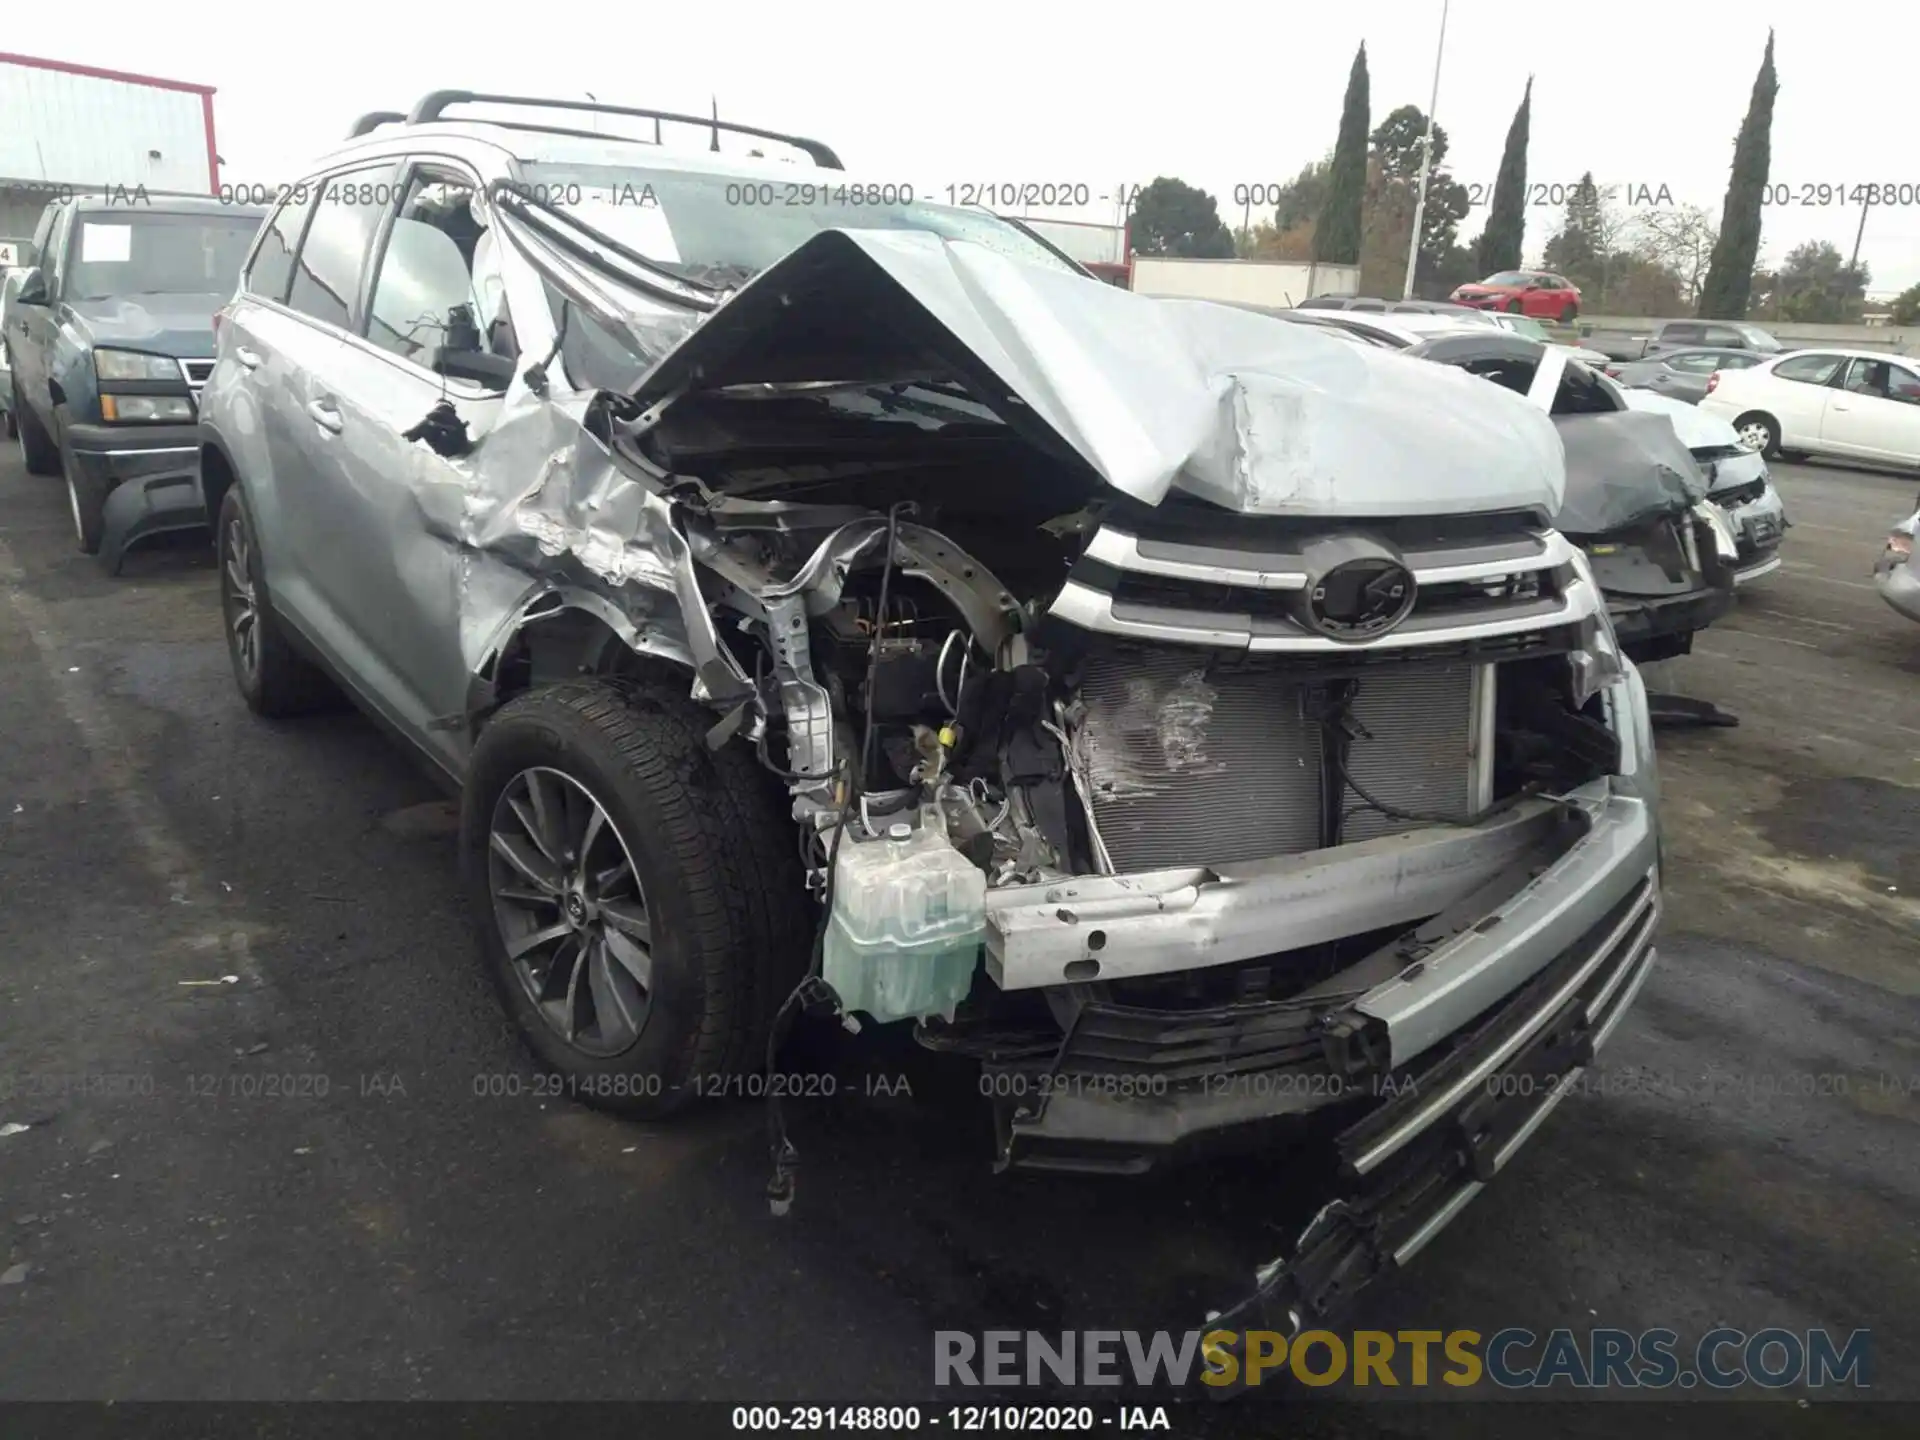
[1403,0,1451,299]
[1846,193,1870,312]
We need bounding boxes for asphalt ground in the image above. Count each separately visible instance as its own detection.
[0,443,1915,1435]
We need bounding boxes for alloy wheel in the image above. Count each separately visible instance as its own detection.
[221,513,260,681]
[487,766,654,1058]
[1737,422,1772,453]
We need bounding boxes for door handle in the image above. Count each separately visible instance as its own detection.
[1832,403,1852,412]
[307,399,343,434]
[235,347,263,370]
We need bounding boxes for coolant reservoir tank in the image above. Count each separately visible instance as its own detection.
[822,814,985,1024]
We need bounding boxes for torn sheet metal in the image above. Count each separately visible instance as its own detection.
[617,229,1567,520]
[1550,410,1711,538]
[438,386,729,717]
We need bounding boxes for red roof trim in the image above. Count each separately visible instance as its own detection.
[0,50,215,96]
[202,92,220,194]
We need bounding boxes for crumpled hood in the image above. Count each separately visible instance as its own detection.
[64,293,224,357]
[1619,388,1738,450]
[621,229,1566,518]
[1618,388,1767,497]
[1553,409,1712,536]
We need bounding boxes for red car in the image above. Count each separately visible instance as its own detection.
[1450,271,1582,322]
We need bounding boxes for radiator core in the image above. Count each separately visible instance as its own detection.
[1075,649,1483,872]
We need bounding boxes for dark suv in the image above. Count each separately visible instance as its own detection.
[3,193,264,565]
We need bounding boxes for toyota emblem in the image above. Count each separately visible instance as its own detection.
[1305,557,1418,640]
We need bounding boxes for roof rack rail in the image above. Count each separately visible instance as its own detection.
[400,90,845,170]
[347,111,407,139]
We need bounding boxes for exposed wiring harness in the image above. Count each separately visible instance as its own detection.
[934,627,976,719]
[763,499,914,1216]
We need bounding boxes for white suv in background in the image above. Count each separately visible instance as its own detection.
[1700,348,1920,467]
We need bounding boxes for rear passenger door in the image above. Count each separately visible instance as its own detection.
[1762,352,1848,448]
[213,184,321,584]
[309,160,524,770]
[231,168,396,682]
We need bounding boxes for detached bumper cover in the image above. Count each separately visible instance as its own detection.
[988,780,1659,1174]
[1604,581,1735,648]
[1210,865,1659,1334]
[64,422,208,573]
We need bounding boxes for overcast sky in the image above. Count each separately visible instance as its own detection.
[10,0,1915,296]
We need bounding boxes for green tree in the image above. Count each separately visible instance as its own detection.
[1771,240,1869,322]
[1314,44,1370,264]
[1542,174,1634,305]
[1698,31,1779,318]
[1476,78,1532,274]
[1128,177,1235,258]
[1359,108,1469,295]
[1890,280,1920,327]
[1272,158,1330,232]
[1370,103,1448,181]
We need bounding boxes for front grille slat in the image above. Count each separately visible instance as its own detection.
[1054,522,1592,654]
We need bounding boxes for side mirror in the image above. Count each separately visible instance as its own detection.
[12,267,49,306]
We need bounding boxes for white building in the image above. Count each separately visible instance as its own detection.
[0,50,220,263]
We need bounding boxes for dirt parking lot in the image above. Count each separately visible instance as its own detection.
[0,445,1915,1430]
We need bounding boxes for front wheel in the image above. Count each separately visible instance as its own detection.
[1560,302,1579,324]
[461,678,810,1117]
[1506,298,1524,314]
[1733,412,1781,459]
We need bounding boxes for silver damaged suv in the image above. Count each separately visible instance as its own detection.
[199,92,1663,1331]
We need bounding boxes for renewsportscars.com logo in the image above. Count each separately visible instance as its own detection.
[934,1327,1874,1390]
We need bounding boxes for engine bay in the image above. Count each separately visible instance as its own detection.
[614,384,1625,1038]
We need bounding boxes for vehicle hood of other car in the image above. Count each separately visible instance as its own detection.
[606,229,1567,519]
[63,293,226,358]
[1554,409,1712,537]
[1618,389,1767,496]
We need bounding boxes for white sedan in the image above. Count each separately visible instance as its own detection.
[1698,348,1920,468]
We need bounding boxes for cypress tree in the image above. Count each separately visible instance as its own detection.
[1313,44,1369,265]
[1477,79,1532,274]
[1698,32,1778,318]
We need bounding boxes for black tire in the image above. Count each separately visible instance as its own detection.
[62,434,112,555]
[1732,411,1781,459]
[1505,298,1524,314]
[1560,302,1579,324]
[15,381,59,475]
[217,485,337,716]
[462,678,811,1118]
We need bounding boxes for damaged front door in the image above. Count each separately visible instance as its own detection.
[304,164,518,768]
